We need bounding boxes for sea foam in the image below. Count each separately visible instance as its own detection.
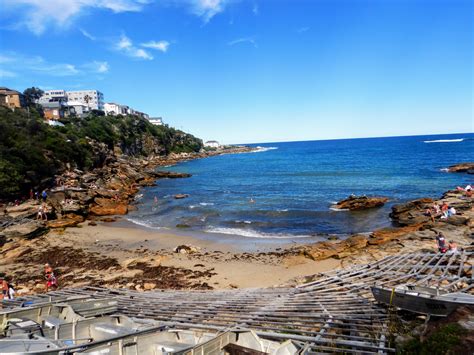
[253,146,278,153]
[126,218,161,230]
[424,138,464,143]
[205,227,313,239]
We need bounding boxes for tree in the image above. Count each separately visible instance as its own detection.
[23,87,44,106]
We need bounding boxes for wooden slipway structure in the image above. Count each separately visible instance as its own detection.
[2,251,473,354]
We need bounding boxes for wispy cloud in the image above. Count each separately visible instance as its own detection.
[0,69,17,78]
[0,52,110,77]
[184,0,227,23]
[296,26,310,34]
[115,34,154,60]
[141,40,170,53]
[228,37,257,48]
[83,61,110,73]
[0,0,150,35]
[252,3,258,15]
[79,28,96,40]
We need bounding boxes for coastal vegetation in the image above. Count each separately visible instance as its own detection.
[0,106,202,198]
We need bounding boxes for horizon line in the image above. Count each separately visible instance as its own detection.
[230,131,474,146]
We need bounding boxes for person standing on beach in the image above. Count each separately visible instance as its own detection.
[0,276,14,300]
[436,232,447,253]
[0,276,8,300]
[44,263,58,292]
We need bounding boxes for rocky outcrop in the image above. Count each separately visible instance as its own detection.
[1,145,258,235]
[390,198,434,226]
[89,203,128,216]
[334,195,389,210]
[300,235,368,260]
[448,162,474,174]
[300,223,426,261]
[5,201,39,219]
[368,224,424,245]
[0,220,48,239]
[47,215,84,229]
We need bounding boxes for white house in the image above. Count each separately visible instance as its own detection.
[38,90,67,104]
[66,90,104,110]
[148,117,163,125]
[104,102,127,116]
[204,140,220,148]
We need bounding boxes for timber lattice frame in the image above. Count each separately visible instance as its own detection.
[2,251,472,354]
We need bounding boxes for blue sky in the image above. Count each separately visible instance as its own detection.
[0,0,472,144]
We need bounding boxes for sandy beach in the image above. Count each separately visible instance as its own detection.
[1,221,341,293]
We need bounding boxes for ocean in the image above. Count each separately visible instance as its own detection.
[127,133,474,242]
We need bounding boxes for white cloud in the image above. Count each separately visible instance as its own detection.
[115,34,153,60]
[133,48,154,60]
[228,37,257,48]
[296,26,310,34]
[80,28,96,40]
[0,52,111,77]
[83,61,110,73]
[117,34,133,50]
[0,0,150,35]
[252,3,258,15]
[185,0,226,23]
[141,40,170,53]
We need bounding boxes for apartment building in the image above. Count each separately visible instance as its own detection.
[66,90,104,110]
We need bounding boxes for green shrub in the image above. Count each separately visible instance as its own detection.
[0,107,202,199]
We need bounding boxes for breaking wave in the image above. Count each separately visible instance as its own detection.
[252,146,278,153]
[126,218,161,230]
[424,138,464,143]
[205,227,313,239]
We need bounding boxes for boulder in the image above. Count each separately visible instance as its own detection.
[47,215,84,229]
[334,195,388,210]
[174,244,200,254]
[343,234,368,249]
[143,282,157,290]
[447,162,474,174]
[0,220,48,239]
[89,204,128,216]
[368,224,423,245]
[153,171,192,179]
[5,201,39,219]
[390,198,434,215]
[443,215,470,226]
[390,198,434,226]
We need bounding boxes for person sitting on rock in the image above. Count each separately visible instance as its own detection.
[440,203,449,219]
[424,208,435,222]
[436,232,447,253]
[448,240,458,254]
[44,263,58,292]
[447,206,456,217]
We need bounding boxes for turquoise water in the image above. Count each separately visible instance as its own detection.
[128,133,473,240]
